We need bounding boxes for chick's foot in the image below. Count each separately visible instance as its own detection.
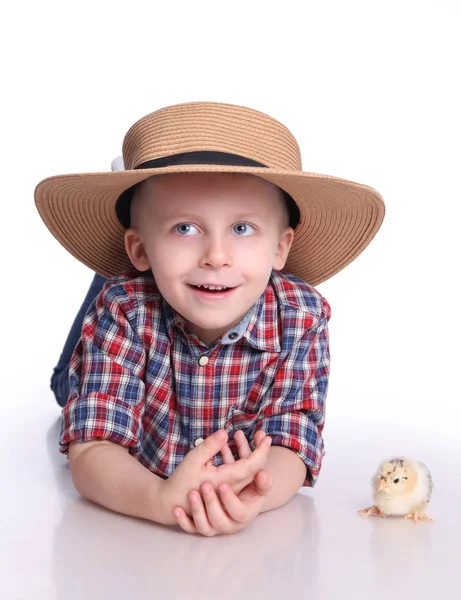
[357,505,387,519]
[404,512,434,523]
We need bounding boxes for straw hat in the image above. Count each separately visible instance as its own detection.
[34,101,385,286]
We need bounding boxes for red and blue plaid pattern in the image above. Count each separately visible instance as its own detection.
[60,270,332,487]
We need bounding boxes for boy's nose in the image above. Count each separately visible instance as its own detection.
[198,234,232,268]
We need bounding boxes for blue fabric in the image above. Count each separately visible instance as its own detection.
[50,273,106,407]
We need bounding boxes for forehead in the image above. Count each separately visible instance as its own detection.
[382,462,404,473]
[130,172,291,232]
[139,172,283,211]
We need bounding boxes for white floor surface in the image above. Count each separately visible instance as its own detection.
[3,393,461,600]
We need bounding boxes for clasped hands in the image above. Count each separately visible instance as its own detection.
[161,429,273,536]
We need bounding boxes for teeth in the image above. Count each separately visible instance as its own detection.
[197,285,228,290]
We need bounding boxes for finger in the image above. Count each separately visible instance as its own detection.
[234,430,251,459]
[194,429,228,465]
[236,435,272,476]
[216,435,272,483]
[189,490,216,537]
[217,483,253,524]
[220,442,236,464]
[200,483,234,532]
[173,506,199,534]
[254,470,273,491]
[254,429,266,447]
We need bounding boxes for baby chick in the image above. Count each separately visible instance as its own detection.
[357,457,434,523]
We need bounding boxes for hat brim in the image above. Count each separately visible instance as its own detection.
[34,164,385,286]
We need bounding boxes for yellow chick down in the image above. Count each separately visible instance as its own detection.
[358,457,434,523]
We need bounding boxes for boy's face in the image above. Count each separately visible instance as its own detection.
[124,172,294,346]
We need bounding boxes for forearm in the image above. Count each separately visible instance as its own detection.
[259,446,307,513]
[69,440,174,526]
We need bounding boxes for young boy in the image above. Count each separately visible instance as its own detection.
[35,101,385,536]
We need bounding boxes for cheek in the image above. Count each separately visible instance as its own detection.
[143,241,177,284]
[147,239,183,265]
[236,238,276,263]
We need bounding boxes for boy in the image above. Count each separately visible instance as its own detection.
[35,101,385,536]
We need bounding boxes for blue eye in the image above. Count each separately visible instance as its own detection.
[175,223,199,236]
[233,223,255,236]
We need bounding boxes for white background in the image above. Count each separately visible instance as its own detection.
[1,2,460,597]
[3,0,459,431]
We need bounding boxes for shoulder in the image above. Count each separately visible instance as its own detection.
[98,270,163,317]
[270,270,332,322]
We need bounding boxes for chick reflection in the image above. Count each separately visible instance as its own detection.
[368,517,433,598]
[52,492,319,600]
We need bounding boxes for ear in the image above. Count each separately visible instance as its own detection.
[273,227,295,270]
[124,228,150,271]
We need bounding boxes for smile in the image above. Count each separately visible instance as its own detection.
[188,284,237,300]
[196,284,230,290]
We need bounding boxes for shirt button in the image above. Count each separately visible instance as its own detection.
[228,332,238,340]
[198,355,209,367]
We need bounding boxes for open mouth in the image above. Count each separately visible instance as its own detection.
[191,284,232,292]
[188,284,237,298]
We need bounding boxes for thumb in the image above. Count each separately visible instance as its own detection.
[255,470,273,493]
[193,429,228,464]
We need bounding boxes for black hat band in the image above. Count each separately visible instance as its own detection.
[115,151,300,229]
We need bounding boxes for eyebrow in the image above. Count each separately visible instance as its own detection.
[163,213,266,222]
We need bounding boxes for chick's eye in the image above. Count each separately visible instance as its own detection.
[233,223,255,236]
[393,478,400,484]
[175,223,199,236]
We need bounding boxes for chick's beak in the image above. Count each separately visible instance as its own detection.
[378,480,391,491]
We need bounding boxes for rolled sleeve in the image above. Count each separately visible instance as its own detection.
[257,310,330,487]
[59,283,146,458]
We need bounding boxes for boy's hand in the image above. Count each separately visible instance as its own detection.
[160,429,271,519]
[172,469,273,536]
[220,429,268,495]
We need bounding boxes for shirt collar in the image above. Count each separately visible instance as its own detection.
[243,277,281,352]
[162,277,281,353]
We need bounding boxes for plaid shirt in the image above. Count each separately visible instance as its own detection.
[60,269,331,487]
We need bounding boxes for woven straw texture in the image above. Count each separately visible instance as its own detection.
[35,101,385,285]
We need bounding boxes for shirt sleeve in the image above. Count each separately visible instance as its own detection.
[256,306,331,487]
[59,283,146,458]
